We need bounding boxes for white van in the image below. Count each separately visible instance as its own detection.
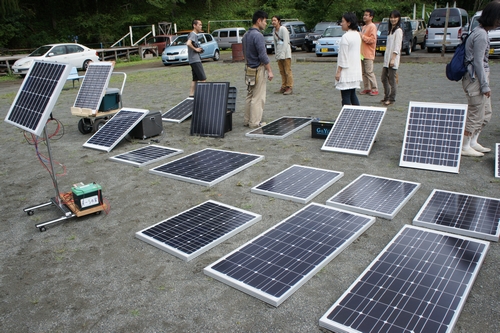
[465,10,500,56]
[211,28,246,49]
[426,7,469,52]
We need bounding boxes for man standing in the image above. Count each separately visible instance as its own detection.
[272,15,293,95]
[360,9,378,96]
[186,19,206,97]
[242,10,274,128]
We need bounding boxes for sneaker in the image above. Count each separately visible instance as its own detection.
[360,89,370,95]
[369,90,379,96]
[249,122,266,129]
[283,88,293,95]
[275,87,286,94]
[383,100,394,106]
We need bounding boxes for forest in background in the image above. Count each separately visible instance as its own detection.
[0,0,486,49]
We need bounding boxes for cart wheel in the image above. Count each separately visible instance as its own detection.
[39,226,47,232]
[27,210,34,216]
[93,119,106,132]
[78,119,92,134]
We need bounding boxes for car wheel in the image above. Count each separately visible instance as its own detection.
[316,54,322,57]
[303,44,311,52]
[412,38,417,51]
[405,44,411,55]
[427,47,434,53]
[213,50,220,61]
[82,59,92,71]
[420,40,426,50]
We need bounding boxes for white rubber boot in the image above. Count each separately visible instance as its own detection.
[462,135,484,157]
[470,132,491,153]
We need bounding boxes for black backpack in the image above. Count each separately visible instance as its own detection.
[446,35,471,81]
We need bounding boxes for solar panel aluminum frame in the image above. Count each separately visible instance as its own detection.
[72,62,114,113]
[320,105,386,156]
[496,143,500,178]
[204,203,376,307]
[413,189,500,242]
[161,97,193,123]
[325,174,421,220]
[109,145,184,167]
[5,61,71,137]
[399,101,467,174]
[251,165,344,204]
[319,225,490,333]
[82,108,150,152]
[245,116,313,139]
[135,200,262,262]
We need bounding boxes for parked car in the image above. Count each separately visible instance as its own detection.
[303,21,337,52]
[376,21,413,55]
[425,7,469,52]
[211,27,246,49]
[314,25,345,57]
[264,21,308,53]
[410,19,427,51]
[161,33,220,65]
[12,43,100,76]
[464,10,500,56]
[144,34,175,55]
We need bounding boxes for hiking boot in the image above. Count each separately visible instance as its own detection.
[283,88,293,95]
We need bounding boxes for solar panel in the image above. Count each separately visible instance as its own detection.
[326,174,420,220]
[413,189,500,242]
[496,143,500,178]
[73,62,113,112]
[204,203,376,306]
[149,148,264,187]
[109,145,183,167]
[136,200,261,262]
[161,97,193,123]
[83,108,149,152]
[245,116,313,139]
[251,165,344,204]
[190,82,229,138]
[319,225,489,333]
[400,101,467,174]
[321,106,386,156]
[4,61,71,137]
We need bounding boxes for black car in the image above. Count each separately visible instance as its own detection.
[375,21,413,56]
[303,21,337,52]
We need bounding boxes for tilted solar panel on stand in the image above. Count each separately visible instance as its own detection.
[136,200,261,261]
[496,143,500,178]
[319,225,489,333]
[251,165,344,204]
[326,174,421,220]
[190,82,229,137]
[161,97,194,123]
[73,62,113,112]
[83,108,149,152]
[149,148,264,187]
[204,203,376,307]
[400,102,467,174]
[413,189,500,242]
[321,106,386,156]
[109,145,183,167]
[4,61,71,137]
[245,116,313,139]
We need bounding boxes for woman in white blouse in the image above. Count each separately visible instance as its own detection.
[335,12,362,106]
[381,10,403,106]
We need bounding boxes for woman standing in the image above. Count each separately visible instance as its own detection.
[380,10,403,106]
[461,1,500,157]
[272,15,294,95]
[335,12,362,106]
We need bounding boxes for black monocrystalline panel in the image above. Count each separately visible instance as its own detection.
[413,189,500,242]
[245,116,313,139]
[4,61,71,137]
[73,62,113,111]
[321,106,386,156]
[190,82,229,137]
[204,203,376,306]
[162,97,194,123]
[83,108,149,152]
[149,148,264,187]
[320,225,489,333]
[227,87,237,113]
[109,145,184,167]
[251,165,344,204]
[136,200,261,261]
[400,101,467,174]
[326,174,421,220]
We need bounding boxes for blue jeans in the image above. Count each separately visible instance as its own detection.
[340,88,360,106]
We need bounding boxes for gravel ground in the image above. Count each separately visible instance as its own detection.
[0,52,499,333]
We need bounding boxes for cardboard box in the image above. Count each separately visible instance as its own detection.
[311,121,334,139]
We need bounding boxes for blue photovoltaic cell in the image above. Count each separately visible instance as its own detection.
[109,145,183,167]
[162,97,193,123]
[321,106,386,156]
[320,225,489,333]
[326,174,421,220]
[136,200,261,261]
[251,165,344,204]
[149,148,264,187]
[245,117,313,139]
[4,61,71,137]
[400,102,467,174]
[413,189,500,242]
[204,203,376,306]
[73,62,113,111]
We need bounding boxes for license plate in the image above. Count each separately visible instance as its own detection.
[13,68,19,73]
[490,48,494,54]
[321,48,328,52]
[167,56,176,60]
[377,46,386,51]
[266,45,272,49]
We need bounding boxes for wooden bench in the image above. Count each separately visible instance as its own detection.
[67,67,85,88]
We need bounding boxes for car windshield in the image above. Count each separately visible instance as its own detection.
[429,15,461,28]
[263,26,273,36]
[29,45,52,57]
[314,22,334,32]
[378,22,389,36]
[171,35,188,46]
[323,27,344,37]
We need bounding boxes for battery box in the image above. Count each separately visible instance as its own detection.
[311,120,335,139]
[99,88,120,112]
[71,182,102,210]
[129,111,163,139]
